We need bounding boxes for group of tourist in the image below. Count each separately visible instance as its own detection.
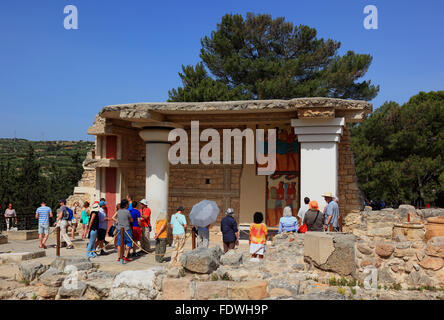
[31,190,341,266]
[277,191,340,234]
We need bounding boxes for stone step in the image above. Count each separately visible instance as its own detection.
[6,230,39,241]
[0,251,46,263]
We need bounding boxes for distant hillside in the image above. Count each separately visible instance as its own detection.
[0,138,94,173]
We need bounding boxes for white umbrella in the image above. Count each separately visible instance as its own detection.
[189,200,220,227]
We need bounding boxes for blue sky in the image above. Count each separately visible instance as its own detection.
[0,0,443,141]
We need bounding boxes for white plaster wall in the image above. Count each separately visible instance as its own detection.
[300,142,338,211]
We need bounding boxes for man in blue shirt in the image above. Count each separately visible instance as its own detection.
[322,192,340,232]
[129,201,142,257]
[35,200,53,249]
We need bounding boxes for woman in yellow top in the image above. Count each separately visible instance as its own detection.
[249,211,268,261]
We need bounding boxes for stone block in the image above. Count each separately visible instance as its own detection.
[6,230,39,240]
[110,268,159,300]
[180,246,223,274]
[230,280,268,300]
[50,256,92,271]
[304,232,356,276]
[425,236,444,258]
[194,281,229,300]
[161,278,192,300]
[418,257,444,271]
[18,261,48,282]
[0,234,7,244]
[0,251,46,263]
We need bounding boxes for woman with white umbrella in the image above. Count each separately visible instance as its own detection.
[189,200,220,249]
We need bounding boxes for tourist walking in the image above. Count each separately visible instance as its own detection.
[86,203,100,258]
[96,200,110,255]
[139,199,152,252]
[197,225,210,248]
[4,203,17,231]
[70,201,80,239]
[322,192,340,232]
[81,201,90,239]
[220,208,239,253]
[169,206,187,267]
[54,201,74,249]
[297,197,310,226]
[154,211,168,263]
[249,212,268,261]
[35,200,52,249]
[129,201,142,257]
[278,206,298,233]
[303,201,324,232]
[112,199,133,263]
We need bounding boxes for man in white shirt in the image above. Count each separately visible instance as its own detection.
[297,197,310,226]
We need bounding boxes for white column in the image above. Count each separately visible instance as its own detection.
[139,127,173,236]
[291,118,344,211]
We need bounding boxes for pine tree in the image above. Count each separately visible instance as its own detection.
[169,13,379,102]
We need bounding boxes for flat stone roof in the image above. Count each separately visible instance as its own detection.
[99,97,372,116]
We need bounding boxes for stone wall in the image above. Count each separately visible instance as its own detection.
[337,124,362,216]
[341,205,444,288]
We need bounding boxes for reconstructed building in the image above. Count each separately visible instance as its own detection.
[69,98,371,230]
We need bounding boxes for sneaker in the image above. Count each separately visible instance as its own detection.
[42,244,47,249]
[67,245,74,249]
[117,258,121,262]
[249,257,260,262]
[123,257,132,262]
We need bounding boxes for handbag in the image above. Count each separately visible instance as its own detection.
[297,223,307,233]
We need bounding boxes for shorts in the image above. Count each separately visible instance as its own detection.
[97,228,106,241]
[250,243,265,255]
[132,227,141,242]
[117,230,133,248]
[38,224,49,235]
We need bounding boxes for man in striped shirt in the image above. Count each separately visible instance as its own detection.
[35,200,53,249]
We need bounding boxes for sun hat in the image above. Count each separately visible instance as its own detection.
[321,192,334,198]
[91,203,100,212]
[309,201,319,211]
[140,199,149,206]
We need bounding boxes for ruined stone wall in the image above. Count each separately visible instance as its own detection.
[337,124,362,216]
[340,205,444,288]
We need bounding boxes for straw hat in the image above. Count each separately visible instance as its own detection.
[321,192,334,198]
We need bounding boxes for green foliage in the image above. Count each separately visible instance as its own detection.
[0,139,92,224]
[169,13,378,102]
[329,276,337,286]
[351,91,444,207]
[220,272,232,281]
[337,287,346,295]
[211,273,219,281]
[350,286,357,296]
